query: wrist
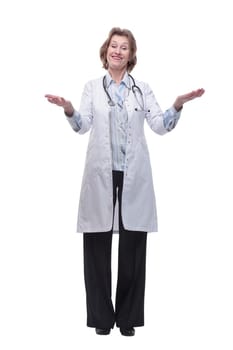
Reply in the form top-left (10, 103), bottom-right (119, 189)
top-left (174, 105), bottom-right (183, 112)
top-left (64, 104), bottom-right (74, 117)
top-left (173, 101), bottom-right (183, 112)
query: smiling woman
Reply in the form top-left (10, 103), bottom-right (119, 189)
top-left (100, 27), bottom-right (137, 76)
top-left (44, 27), bottom-right (204, 337)
top-left (106, 36), bottom-right (130, 74)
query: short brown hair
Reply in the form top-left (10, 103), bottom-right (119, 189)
top-left (100, 27), bottom-right (137, 73)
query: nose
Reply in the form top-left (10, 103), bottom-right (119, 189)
top-left (114, 46), bottom-right (120, 54)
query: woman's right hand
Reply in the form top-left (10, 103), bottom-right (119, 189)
top-left (45, 94), bottom-right (74, 116)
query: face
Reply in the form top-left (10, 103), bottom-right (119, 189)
top-left (106, 35), bottom-right (130, 72)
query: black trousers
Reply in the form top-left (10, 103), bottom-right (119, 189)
top-left (83, 170), bottom-right (147, 329)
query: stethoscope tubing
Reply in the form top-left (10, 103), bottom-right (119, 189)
top-left (103, 74), bottom-right (148, 112)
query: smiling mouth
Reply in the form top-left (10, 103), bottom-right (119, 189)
top-left (111, 55), bottom-right (122, 60)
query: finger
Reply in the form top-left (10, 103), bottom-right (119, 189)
top-left (47, 97), bottom-right (58, 103)
top-left (49, 99), bottom-right (59, 104)
top-left (45, 94), bottom-right (58, 99)
top-left (194, 89), bottom-right (205, 97)
top-left (198, 88), bottom-right (205, 96)
top-left (45, 95), bottom-right (64, 105)
top-left (187, 89), bottom-right (205, 98)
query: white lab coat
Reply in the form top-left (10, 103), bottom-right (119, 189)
top-left (67, 76), bottom-right (180, 233)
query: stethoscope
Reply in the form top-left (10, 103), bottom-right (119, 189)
top-left (103, 74), bottom-right (150, 112)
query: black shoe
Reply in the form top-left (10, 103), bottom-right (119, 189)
top-left (95, 328), bottom-right (111, 335)
top-left (120, 327), bottom-right (135, 336)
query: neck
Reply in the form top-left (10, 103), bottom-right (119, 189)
top-left (108, 68), bottom-right (127, 84)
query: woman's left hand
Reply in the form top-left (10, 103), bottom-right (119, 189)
top-left (173, 88), bottom-right (205, 111)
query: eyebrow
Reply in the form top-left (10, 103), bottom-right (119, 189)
top-left (111, 40), bottom-right (129, 46)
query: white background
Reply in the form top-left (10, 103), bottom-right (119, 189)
top-left (0, 0), bottom-right (232, 349)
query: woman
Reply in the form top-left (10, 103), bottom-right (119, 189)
top-left (45, 27), bottom-right (204, 336)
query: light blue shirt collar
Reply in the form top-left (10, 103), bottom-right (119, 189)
top-left (105, 71), bottom-right (130, 89)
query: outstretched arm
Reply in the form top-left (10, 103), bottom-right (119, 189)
top-left (44, 94), bottom-right (75, 117)
top-left (45, 82), bottom-right (93, 135)
top-left (173, 88), bottom-right (205, 111)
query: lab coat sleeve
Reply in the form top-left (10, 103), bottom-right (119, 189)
top-left (144, 83), bottom-right (181, 135)
top-left (163, 106), bottom-right (181, 131)
top-left (66, 110), bottom-right (82, 131)
top-left (66, 81), bottom-right (93, 134)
